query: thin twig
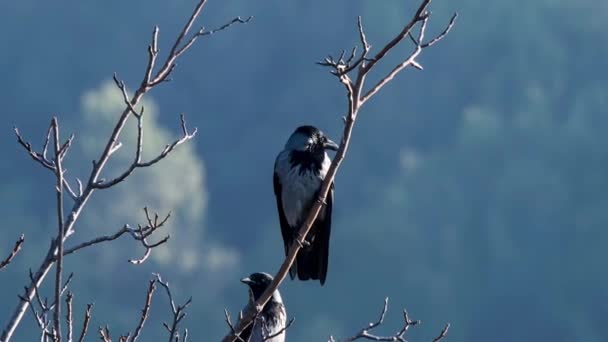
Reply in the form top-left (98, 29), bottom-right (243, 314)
top-left (432, 324), bottom-right (450, 342)
top-left (174, 16), bottom-right (253, 58)
top-left (155, 274), bottom-right (192, 342)
top-left (130, 280), bottom-right (156, 342)
top-left (329, 298), bottom-right (436, 342)
top-left (99, 326), bottom-right (112, 342)
top-left (93, 114), bottom-right (196, 189)
top-left (61, 209), bottom-right (170, 264)
top-left (65, 292), bottom-right (73, 342)
top-left (51, 117), bottom-right (65, 342)
top-left (264, 317), bottom-right (294, 341)
top-left (77, 304), bottom-right (93, 342)
top-left (0, 234), bottom-right (25, 270)
top-left (14, 126), bottom-right (54, 170)
top-left (224, 310), bottom-right (245, 342)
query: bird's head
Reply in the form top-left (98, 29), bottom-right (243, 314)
top-left (241, 272), bottom-right (275, 300)
top-left (284, 125), bottom-right (339, 154)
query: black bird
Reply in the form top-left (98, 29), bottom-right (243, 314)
top-left (239, 272), bottom-right (287, 342)
top-left (273, 125), bottom-right (338, 285)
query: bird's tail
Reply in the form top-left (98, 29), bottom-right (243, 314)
top-left (294, 224), bottom-right (328, 285)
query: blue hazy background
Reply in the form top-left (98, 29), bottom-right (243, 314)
top-left (1, 0), bottom-right (607, 341)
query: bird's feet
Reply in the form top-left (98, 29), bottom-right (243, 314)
top-left (295, 236), bottom-right (310, 248)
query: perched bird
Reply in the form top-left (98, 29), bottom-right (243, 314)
top-left (273, 125), bottom-right (338, 285)
top-left (239, 272), bottom-right (287, 342)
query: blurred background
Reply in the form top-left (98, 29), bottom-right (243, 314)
top-left (1, 0), bottom-right (607, 341)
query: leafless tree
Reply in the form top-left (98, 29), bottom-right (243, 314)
top-left (222, 0), bottom-right (456, 341)
top-left (1, 0), bottom-right (249, 341)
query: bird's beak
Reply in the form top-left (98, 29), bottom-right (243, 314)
top-left (240, 277), bottom-right (252, 285)
top-left (324, 138), bottom-right (339, 151)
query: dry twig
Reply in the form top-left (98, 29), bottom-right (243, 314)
top-left (263, 317), bottom-right (294, 341)
top-left (52, 117), bottom-right (66, 342)
top-left (0, 234), bottom-right (24, 271)
top-left (130, 280), bottom-right (157, 342)
top-left (222, 1), bottom-right (456, 340)
top-left (77, 304), bottom-right (93, 342)
top-left (65, 292), bottom-right (73, 342)
top-left (99, 326), bottom-right (112, 342)
top-left (155, 274), bottom-right (192, 342)
top-left (329, 298), bottom-right (449, 342)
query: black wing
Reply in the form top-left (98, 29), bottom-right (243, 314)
top-left (316, 182), bottom-right (333, 285)
top-left (273, 170), bottom-right (297, 280)
top-left (297, 181), bottom-right (334, 285)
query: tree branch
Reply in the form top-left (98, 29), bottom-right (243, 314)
top-left (61, 208), bottom-right (170, 264)
top-left (263, 317), bottom-right (294, 341)
top-left (51, 117), bottom-right (66, 342)
top-left (328, 298), bottom-right (449, 342)
top-left (0, 234), bottom-right (24, 271)
top-left (77, 304), bottom-right (93, 342)
top-left (92, 114), bottom-right (197, 190)
top-left (65, 292), bottom-right (73, 342)
top-left (432, 324), bottom-right (450, 342)
top-left (155, 274), bottom-right (192, 342)
top-left (129, 280), bottom-right (156, 342)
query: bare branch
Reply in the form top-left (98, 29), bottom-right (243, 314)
top-left (93, 114), bottom-right (196, 189)
top-left (50, 273), bottom-right (74, 312)
top-left (51, 117), bottom-right (65, 342)
top-left (422, 13), bottom-right (458, 48)
top-left (17, 293), bottom-right (46, 333)
top-left (329, 299), bottom-right (448, 342)
top-left (224, 309), bottom-right (245, 342)
top-left (432, 324), bottom-right (450, 342)
top-left (150, 10), bottom-right (251, 87)
top-left (99, 326), bottom-right (112, 342)
top-left (174, 16), bottom-right (253, 59)
top-left (155, 274), bottom-right (192, 342)
top-left (113, 74), bottom-right (142, 119)
top-left (61, 209), bottom-right (170, 265)
top-left (77, 304), bottom-right (93, 342)
top-left (14, 125), bottom-right (54, 170)
top-left (65, 292), bottom-right (73, 342)
top-left (129, 280), bottom-right (156, 342)
top-left (136, 114), bottom-right (197, 167)
top-left (263, 317), bottom-right (294, 341)
top-left (0, 234), bottom-right (24, 270)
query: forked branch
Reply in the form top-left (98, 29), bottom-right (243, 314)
top-left (329, 298), bottom-right (449, 342)
top-left (61, 208), bottom-right (171, 265)
top-left (155, 274), bottom-right (192, 342)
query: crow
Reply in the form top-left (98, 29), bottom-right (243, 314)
top-left (239, 272), bottom-right (287, 342)
top-left (273, 125), bottom-right (338, 285)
